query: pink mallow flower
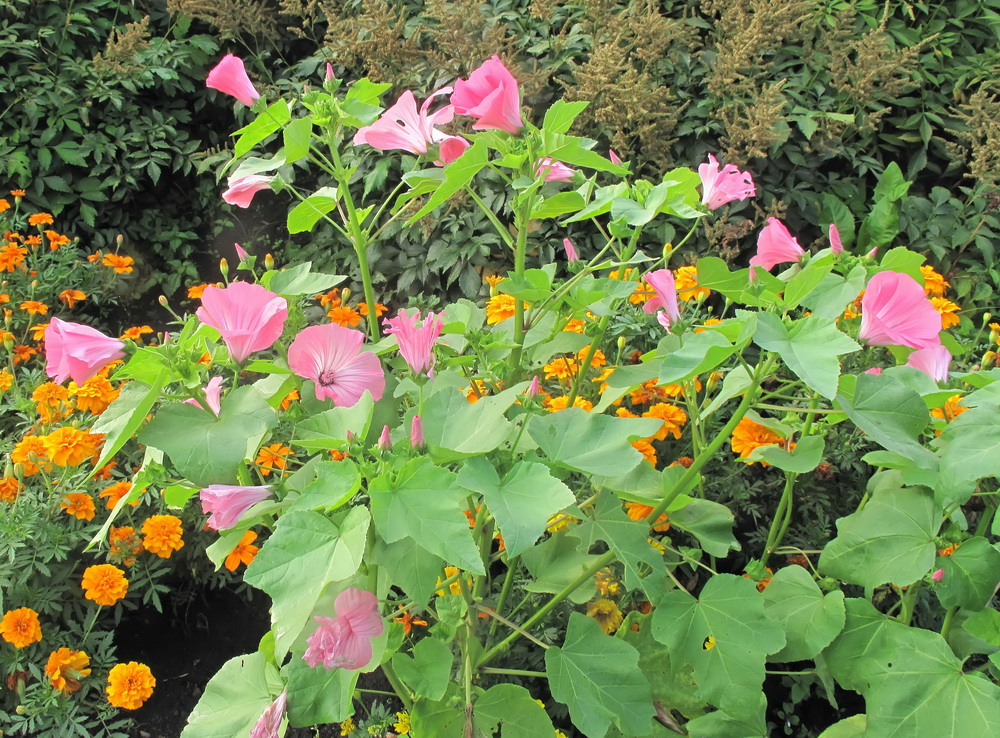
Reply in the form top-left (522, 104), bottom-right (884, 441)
top-left (698, 154), bottom-right (756, 210)
top-left (353, 88), bottom-right (456, 155)
top-left (250, 691), bottom-right (287, 738)
top-left (829, 224), bottom-right (845, 255)
top-left (642, 269), bottom-right (681, 327)
top-left (906, 344), bottom-right (951, 382)
top-left (222, 174), bottom-right (274, 209)
top-left (609, 149), bottom-right (623, 166)
top-left (303, 588), bottom-right (385, 670)
top-left (562, 238), bottom-right (579, 263)
top-left (864, 367), bottom-right (883, 375)
top-left (377, 425), bottom-right (392, 451)
top-left (931, 569), bottom-right (944, 582)
top-left (452, 55), bottom-right (523, 134)
top-left (859, 271), bottom-right (942, 350)
top-left (535, 158), bottom-right (575, 183)
top-left (206, 54), bottom-right (260, 107)
top-left (411, 415), bottom-right (424, 449)
top-left (383, 309), bottom-right (443, 376)
top-left (199, 484), bottom-right (273, 531)
top-left (197, 282), bottom-right (288, 363)
top-left (183, 375), bottom-right (224, 416)
top-left (436, 135), bottom-right (470, 166)
top-left (750, 218), bottom-right (805, 272)
top-left (288, 323), bottom-right (385, 406)
top-left (44, 317), bottom-right (126, 385)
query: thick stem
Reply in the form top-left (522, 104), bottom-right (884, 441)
top-left (381, 661), bottom-right (413, 711)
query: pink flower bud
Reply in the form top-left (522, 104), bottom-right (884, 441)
top-left (562, 238), bottom-right (579, 263)
top-left (325, 63), bottom-right (334, 83)
top-left (526, 375), bottom-right (540, 398)
top-left (931, 568), bottom-right (944, 582)
top-left (609, 149), bottom-right (622, 166)
top-left (377, 425), bottom-right (391, 451)
top-left (410, 415), bottom-right (424, 449)
top-left (829, 224), bottom-right (844, 255)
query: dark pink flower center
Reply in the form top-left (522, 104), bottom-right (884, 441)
top-left (319, 370), bottom-right (337, 386)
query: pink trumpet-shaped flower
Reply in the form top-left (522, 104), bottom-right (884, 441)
top-left (250, 691), bottom-right (287, 738)
top-left (562, 237), bottom-right (579, 263)
top-left (353, 88), bottom-right (456, 155)
top-left (383, 309), bottom-right (443, 376)
top-left (304, 588), bottom-right (385, 671)
top-left (829, 224), bottom-right (845, 254)
top-left (698, 154), bottom-right (756, 210)
top-left (206, 54), bottom-right (260, 107)
top-left (859, 271), bottom-right (942, 349)
top-left (197, 282), bottom-right (288, 362)
top-left (535, 158), bottom-right (575, 182)
top-left (199, 484), bottom-right (273, 531)
top-left (436, 135), bottom-right (470, 165)
top-left (410, 415), bottom-right (424, 449)
top-left (183, 375), bottom-right (224, 416)
top-left (377, 425), bottom-right (392, 451)
top-left (452, 55), bottom-right (523, 134)
top-left (222, 174), bottom-right (274, 209)
top-left (288, 323), bottom-right (385, 405)
top-left (906, 344), bottom-right (951, 382)
top-left (642, 269), bottom-right (681, 326)
top-left (44, 317), bottom-right (126, 385)
top-left (750, 218), bottom-right (805, 271)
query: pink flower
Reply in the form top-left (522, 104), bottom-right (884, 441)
top-left (377, 425), bottom-right (391, 451)
top-left (906, 344), bottom-right (951, 382)
top-left (642, 269), bottom-right (680, 326)
top-left (750, 218), bottom-right (805, 271)
top-left (288, 324), bottom-right (385, 406)
top-left (206, 54), bottom-right (260, 107)
top-left (197, 282), bottom-right (288, 362)
top-left (250, 691), bottom-right (287, 738)
top-left (234, 242), bottom-right (250, 262)
top-left (383, 309), bottom-right (443, 376)
top-left (535, 158), bottom-right (575, 182)
top-left (526, 376), bottom-right (540, 397)
top-left (698, 154), bottom-right (756, 210)
top-left (303, 588), bottom-right (384, 670)
top-left (222, 175), bottom-right (274, 209)
top-left (325, 63), bottom-right (334, 83)
top-left (44, 317), bottom-right (126, 385)
top-left (562, 238), bottom-right (579, 263)
top-left (829, 224), bottom-right (844, 255)
top-left (859, 271), bottom-right (942, 349)
top-left (183, 376), bottom-right (224, 416)
top-left (353, 88), bottom-right (456, 155)
top-left (864, 367), bottom-right (883, 375)
top-left (452, 55), bottom-right (523, 134)
top-left (411, 415), bottom-right (424, 449)
top-left (609, 149), bottom-right (623, 166)
top-left (436, 135), bottom-right (470, 165)
top-left (199, 484), bottom-right (273, 531)
top-left (931, 568), bottom-right (944, 582)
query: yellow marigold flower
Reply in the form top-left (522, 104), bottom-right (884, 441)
top-left (12, 434), bottom-right (51, 475)
top-left (694, 317), bottom-right (724, 334)
top-left (0, 607), bottom-right (42, 648)
top-left (629, 378), bottom-right (700, 405)
top-left (625, 502), bottom-right (670, 531)
top-left (24, 234), bottom-right (42, 246)
top-left (82, 564), bottom-right (129, 606)
top-left (32, 381), bottom-right (70, 422)
top-left (327, 305), bottom-right (362, 327)
top-left (543, 356), bottom-right (579, 380)
top-left (359, 301), bottom-right (388, 317)
top-left (930, 395), bottom-right (967, 424)
top-left (315, 288), bottom-right (341, 308)
top-left (930, 297), bottom-right (961, 329)
top-left (0, 370), bottom-right (12, 391)
top-left (61, 493), bottom-right (96, 521)
top-left (594, 568), bottom-right (621, 597)
top-left (20, 300), bottom-right (48, 315)
top-left (339, 717), bottom-right (355, 736)
top-left (70, 374), bottom-right (119, 415)
top-left (563, 318), bottom-right (585, 333)
top-left (109, 526), bottom-right (142, 566)
top-left (394, 711), bottom-right (411, 735)
top-left (544, 395), bottom-right (593, 412)
top-left (28, 212), bottom-right (54, 226)
top-left (631, 438), bottom-right (658, 467)
top-left (280, 389), bottom-right (299, 411)
top-left (102, 253), bottom-right (134, 274)
top-left (464, 379), bottom-right (490, 403)
top-left (731, 417), bottom-right (783, 464)
top-left (587, 599), bottom-right (623, 634)
top-left (0, 477), bottom-right (21, 503)
top-left (576, 346), bottom-right (606, 369)
top-left (87, 250), bottom-right (103, 263)
top-left (0, 199), bottom-right (9, 213)
top-left (648, 537), bottom-right (667, 555)
top-left (43, 427), bottom-right (103, 467)
top-left (938, 544), bottom-right (958, 557)
top-left (920, 265), bottom-right (950, 297)
top-left (119, 325), bottom-right (153, 341)
top-left (675, 265), bottom-right (710, 301)
top-left (0, 243), bottom-right (27, 272)
top-left (616, 407), bottom-right (638, 419)
top-left (255, 443), bottom-right (292, 476)
top-left (12, 344), bottom-right (36, 364)
top-left (106, 662), bottom-right (155, 710)
top-left (0, 293), bottom-right (7, 303)
top-left (100, 480), bottom-right (138, 510)
top-left (46, 648), bottom-right (91, 693)
top-left (642, 402), bottom-right (688, 441)
top-left (141, 515), bottom-right (184, 558)
top-left (436, 566), bottom-right (468, 596)
top-left (224, 530), bottom-right (259, 572)
top-left (486, 293), bottom-right (517, 324)
top-left (30, 322), bottom-right (49, 342)
top-left (546, 513), bottom-right (578, 533)
top-left (188, 283), bottom-right (211, 299)
top-left (94, 459), bottom-right (117, 481)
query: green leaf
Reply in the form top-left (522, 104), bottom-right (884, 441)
top-left (936, 537), bottom-right (1000, 610)
top-left (287, 187), bottom-right (340, 234)
top-left (392, 638), bottom-right (453, 701)
top-left (784, 253), bottom-right (834, 309)
top-left (873, 162), bottom-right (911, 203)
top-left (265, 260), bottom-right (345, 295)
top-left (962, 609), bottom-right (1000, 647)
top-left (651, 575), bottom-right (785, 720)
top-left (682, 696), bottom-right (768, 738)
top-left (163, 483), bottom-right (200, 509)
top-left (532, 191), bottom-right (585, 219)
top-left (294, 393), bottom-right (374, 451)
top-left (546, 612), bottom-right (655, 738)
top-left (545, 133), bottom-right (626, 174)
top-left (283, 655), bottom-right (357, 726)
top-left (287, 459), bottom-right (361, 513)
top-left (283, 116), bottom-right (312, 164)
top-left (180, 652), bottom-right (281, 738)
top-left (499, 268), bottom-right (552, 302)
top-left (803, 266), bottom-right (866, 320)
top-left (751, 436), bottom-right (825, 473)
top-left (457, 458), bottom-right (574, 558)
top-left (937, 395), bottom-right (1000, 506)
top-left (140, 385), bottom-right (278, 487)
top-left (608, 330), bottom-right (742, 390)
top-left (370, 537), bottom-right (443, 607)
top-left (234, 99), bottom-right (290, 158)
top-left (819, 486), bottom-right (940, 589)
top-left (878, 247), bottom-right (925, 283)
top-left (669, 498), bottom-right (739, 557)
top-left (411, 685), bottom-right (465, 738)
top-left (816, 715), bottom-right (867, 738)
top-left (421, 386), bottom-right (517, 462)
top-left (408, 139), bottom-right (489, 224)
top-left (543, 100), bottom-right (589, 134)
top-left (820, 194), bottom-right (856, 248)
top-left (529, 408), bottom-right (662, 476)
top-left (474, 684), bottom-right (555, 737)
top-left (90, 371), bottom-right (168, 474)
top-left (822, 598), bottom-right (904, 692)
top-left (564, 183), bottom-right (628, 223)
top-left (762, 566), bottom-right (846, 661)
top-left (243, 508), bottom-right (370, 658)
top-left (754, 314), bottom-right (860, 399)
top-left (369, 457), bottom-right (485, 574)
top-left (522, 531), bottom-right (601, 604)
top-left (857, 198), bottom-right (899, 252)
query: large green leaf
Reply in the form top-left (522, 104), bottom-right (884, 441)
top-left (293, 392), bottom-right (374, 451)
top-left (762, 566), bottom-right (846, 662)
top-left (821, 598), bottom-right (904, 692)
top-left (609, 330), bottom-right (741, 389)
top-left (282, 115), bottom-right (312, 164)
top-left (180, 652), bottom-right (282, 738)
top-left (233, 99), bottom-right (290, 158)
top-left (802, 266), bottom-right (866, 320)
top-left (243, 508), bottom-right (370, 657)
top-left (936, 392), bottom-right (1000, 505)
top-left (750, 436), bottom-right (825, 473)
top-left (90, 371), bottom-right (168, 474)
top-left (542, 99), bottom-right (589, 134)
top-left (140, 385), bottom-right (278, 486)
top-left (421, 386), bottom-right (517, 461)
top-left (681, 695), bottom-right (768, 738)
top-left (546, 612), bottom-right (655, 738)
top-left (650, 575), bottom-right (785, 721)
top-left (369, 457), bottom-right (485, 574)
top-left (287, 459), bottom-right (361, 513)
top-left (370, 536), bottom-right (443, 607)
top-left (784, 253), bottom-right (834, 309)
top-left (529, 408), bottom-right (662, 476)
top-left (407, 139), bottom-right (489, 223)
top-left (392, 637), bottom-right (453, 701)
top-left (282, 656), bottom-right (357, 726)
top-left (457, 457), bottom-right (574, 557)
top-left (936, 537), bottom-right (1000, 610)
top-left (522, 531), bottom-right (601, 604)
top-left (754, 314), bottom-right (860, 399)
top-left (669, 498), bottom-right (739, 557)
top-left (819, 486), bottom-right (940, 589)
top-left (411, 685), bottom-right (465, 738)
top-left (264, 259), bottom-right (344, 295)
top-left (474, 684), bottom-right (555, 737)
top-left (816, 715), bottom-right (867, 738)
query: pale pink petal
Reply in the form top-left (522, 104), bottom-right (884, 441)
top-left (411, 415), bottom-right (424, 449)
top-left (749, 218), bottom-right (804, 271)
top-left (931, 568), bottom-right (944, 582)
top-left (906, 344), bottom-right (951, 382)
top-left (383, 310), bottom-right (442, 375)
top-left (562, 238), bottom-right (579, 263)
top-left (197, 282), bottom-right (287, 362)
top-left (859, 271), bottom-right (941, 349)
top-left (452, 55), bottom-right (523, 134)
top-left (829, 224), bottom-right (844, 254)
top-left (44, 317), bottom-right (126, 385)
top-left (377, 425), bottom-right (391, 450)
top-left (699, 154), bottom-right (756, 210)
top-left (609, 149), bottom-right (622, 166)
top-left (250, 691), bottom-right (287, 738)
top-left (206, 54), bottom-right (260, 107)
top-left (288, 324), bottom-right (385, 405)
top-left (222, 175), bottom-right (274, 208)
top-left (199, 485), bottom-right (273, 530)
top-left (642, 269), bottom-right (680, 324)
top-left (435, 135), bottom-right (470, 166)
top-left (535, 158), bottom-right (575, 182)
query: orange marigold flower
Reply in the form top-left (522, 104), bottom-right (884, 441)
top-left (920, 265), bottom-right (949, 297)
top-left (576, 347), bottom-right (607, 369)
top-left (30, 322), bottom-right (49, 341)
top-left (12, 434), bottom-right (51, 475)
top-left (12, 344), bottom-right (36, 364)
top-left (486, 293), bottom-right (517, 324)
top-left (0, 293), bottom-right (8, 304)
top-left (106, 662), bottom-right (155, 710)
top-left (45, 230), bottom-right (71, 250)
top-left (0, 199), bottom-right (9, 214)
top-left (616, 407), bottom-right (639, 419)
top-left (280, 389), bottom-right (299, 411)
top-left (28, 212), bottom-right (54, 226)
top-left (0, 476), bottom-right (21, 503)
top-left (563, 318), bottom-right (585, 333)
top-left (141, 515), bottom-right (184, 558)
top-left (0, 370), bottom-right (12, 391)
top-left (187, 283), bottom-right (211, 299)
top-left (330, 449), bottom-right (349, 461)
top-left (102, 253), bottom-right (134, 274)
top-left (544, 395), bottom-right (593, 412)
top-left (0, 608), bottom-right (42, 648)
top-left (24, 235), bottom-right (42, 247)
top-left (938, 544), bottom-right (957, 557)
top-left (32, 381), bottom-right (70, 422)
top-left (631, 438), bottom-right (658, 467)
top-left (543, 356), bottom-right (579, 380)
top-left (731, 417), bottom-right (783, 463)
top-left (10, 189), bottom-right (25, 198)
top-left (392, 608), bottom-right (428, 636)
top-left (694, 318), bottom-right (724, 334)
top-left (359, 301), bottom-right (388, 317)
top-left (327, 305), bottom-right (362, 327)
top-left (629, 378), bottom-right (700, 405)
top-left (70, 375), bottom-right (119, 415)
top-left (87, 250), bottom-right (103, 263)
top-left (484, 274), bottom-right (505, 288)
top-left (0, 243), bottom-right (27, 272)
top-left (743, 568), bottom-right (774, 592)
top-left (675, 265), bottom-right (710, 301)
top-left (255, 443), bottom-right (292, 476)
top-left (465, 379), bottom-right (489, 403)
top-left (100, 481), bottom-right (138, 510)
top-left (625, 502), bottom-right (670, 531)
top-left (43, 427), bottom-right (103, 466)
top-left (109, 526), bottom-right (143, 566)
top-left (94, 460), bottom-right (117, 480)
top-left (930, 395), bottom-right (968, 424)
top-left (587, 598), bottom-right (623, 634)
top-left (224, 530), bottom-right (260, 572)
top-left (61, 493), bottom-right (96, 521)
top-left (930, 297), bottom-right (961, 329)
top-left (46, 648), bottom-right (91, 693)
top-left (119, 325), bottom-right (153, 341)
top-left (642, 402), bottom-right (688, 441)
top-left (315, 288), bottom-right (341, 308)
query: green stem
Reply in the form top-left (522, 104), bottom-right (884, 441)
top-left (940, 606), bottom-right (958, 640)
top-left (761, 473), bottom-right (797, 569)
top-left (488, 556), bottom-right (519, 640)
top-left (897, 582), bottom-right (922, 625)
top-left (381, 661), bottom-right (413, 711)
top-left (464, 186), bottom-right (515, 251)
top-left (480, 667), bottom-right (547, 678)
top-left (508, 198), bottom-right (532, 379)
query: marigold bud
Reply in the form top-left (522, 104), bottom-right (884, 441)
top-left (158, 295), bottom-right (169, 308)
top-left (116, 234), bottom-right (123, 246)
top-left (219, 258), bottom-right (229, 280)
top-left (264, 253), bottom-right (275, 271)
top-left (617, 336), bottom-right (626, 352)
top-left (341, 288), bottom-right (351, 302)
top-left (983, 350), bottom-right (996, 370)
top-left (662, 242), bottom-right (674, 260)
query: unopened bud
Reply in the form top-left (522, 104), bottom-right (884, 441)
top-left (983, 312), bottom-right (992, 325)
top-left (526, 376), bottom-right (540, 398)
top-left (341, 288), bottom-right (351, 302)
top-left (116, 234), bottom-right (123, 246)
top-left (219, 258), bottom-right (229, 280)
top-left (410, 415), bottom-right (424, 449)
top-left (377, 424), bottom-right (392, 451)
top-left (707, 371), bottom-right (723, 391)
top-left (617, 336), bottom-right (626, 352)
top-left (983, 350), bottom-right (996, 369)
top-left (30, 280), bottom-right (38, 289)
top-left (264, 253), bottom-right (275, 271)
top-left (12, 462), bottom-right (25, 479)
top-left (158, 295), bottom-right (169, 308)
top-left (15, 706), bottom-right (25, 715)
top-left (662, 242), bottom-right (674, 261)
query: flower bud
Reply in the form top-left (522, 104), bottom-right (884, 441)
top-left (410, 415), bottom-right (424, 449)
top-left (617, 336), bottom-right (626, 352)
top-left (526, 376), bottom-right (540, 398)
top-left (931, 568), bottom-right (944, 582)
top-left (264, 253), bottom-right (275, 271)
top-left (116, 234), bottom-right (124, 247)
top-left (341, 288), bottom-right (351, 302)
top-left (220, 258), bottom-right (229, 280)
top-left (662, 242), bottom-right (674, 261)
top-left (377, 424), bottom-right (391, 451)
top-left (983, 350), bottom-right (996, 369)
